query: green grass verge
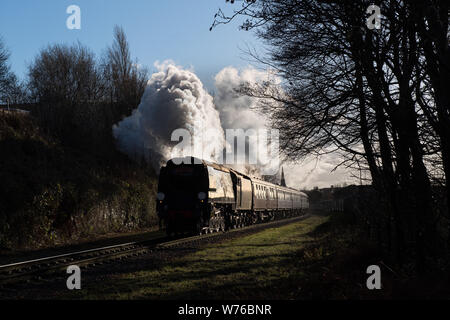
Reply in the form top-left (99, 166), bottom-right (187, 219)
top-left (68, 215), bottom-right (355, 300)
top-left (60, 213), bottom-right (450, 300)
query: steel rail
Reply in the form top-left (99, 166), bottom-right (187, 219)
top-left (0, 214), bottom-right (308, 284)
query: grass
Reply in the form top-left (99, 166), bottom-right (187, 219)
top-left (65, 215), bottom-right (377, 300)
top-left (16, 213), bottom-right (450, 299)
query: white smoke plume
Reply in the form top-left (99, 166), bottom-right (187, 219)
top-left (113, 61), bottom-right (225, 172)
top-left (213, 67), bottom-right (355, 188)
top-left (214, 66), bottom-right (269, 131)
top-left (214, 66), bottom-right (280, 176)
top-left (113, 62), bottom-right (353, 189)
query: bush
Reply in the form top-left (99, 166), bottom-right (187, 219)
top-left (0, 113), bottom-right (157, 250)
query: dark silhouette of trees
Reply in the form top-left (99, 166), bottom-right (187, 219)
top-left (28, 42), bottom-right (105, 141)
top-left (0, 37), bottom-right (12, 103)
top-left (101, 25), bottom-right (148, 120)
top-left (28, 43), bottom-right (103, 104)
top-left (0, 37), bottom-right (25, 105)
top-left (27, 27), bottom-right (148, 153)
top-left (0, 30), bottom-right (156, 250)
top-left (212, 0), bottom-right (449, 273)
top-left (409, 0), bottom-right (450, 251)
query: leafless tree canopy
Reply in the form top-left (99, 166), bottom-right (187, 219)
top-left (212, 0), bottom-right (450, 273)
top-left (101, 25), bottom-right (149, 118)
top-left (0, 37), bottom-right (25, 105)
top-left (26, 27), bottom-right (149, 154)
top-left (28, 43), bottom-right (103, 104)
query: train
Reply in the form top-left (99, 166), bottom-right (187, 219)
top-left (156, 156), bottom-right (309, 236)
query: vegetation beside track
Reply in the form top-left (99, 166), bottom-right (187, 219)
top-left (61, 212), bottom-right (450, 300)
top-left (4, 213), bottom-right (450, 299)
top-left (0, 29), bottom-right (158, 252)
top-left (62, 213), bottom-right (417, 300)
top-left (0, 113), bottom-right (159, 251)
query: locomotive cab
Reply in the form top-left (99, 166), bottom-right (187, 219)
top-left (157, 157), bottom-right (209, 235)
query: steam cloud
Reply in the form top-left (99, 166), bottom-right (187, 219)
top-left (213, 66), bottom-right (280, 176)
top-left (214, 66), bottom-right (269, 131)
top-left (113, 62), bottom-right (275, 175)
top-left (113, 61), bottom-right (352, 188)
top-left (113, 62), bottom-right (225, 171)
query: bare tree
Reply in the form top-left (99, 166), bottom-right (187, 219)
top-left (102, 25), bottom-right (148, 119)
top-left (29, 42), bottom-right (103, 104)
top-left (0, 37), bottom-right (22, 105)
top-left (28, 42), bottom-right (104, 139)
top-left (409, 0), bottom-right (450, 244)
top-left (212, 0), bottom-right (448, 273)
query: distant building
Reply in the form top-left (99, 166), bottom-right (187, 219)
top-left (280, 167), bottom-right (286, 187)
top-left (261, 167), bottom-right (288, 187)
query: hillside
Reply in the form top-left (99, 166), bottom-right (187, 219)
top-left (0, 112), bottom-right (158, 250)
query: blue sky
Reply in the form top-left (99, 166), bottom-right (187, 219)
top-left (0, 0), bottom-right (263, 90)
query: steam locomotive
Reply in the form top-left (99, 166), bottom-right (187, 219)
top-left (156, 157), bottom-right (309, 235)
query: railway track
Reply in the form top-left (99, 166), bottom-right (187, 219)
top-left (0, 240), bottom-right (157, 285)
top-left (0, 214), bottom-right (309, 285)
